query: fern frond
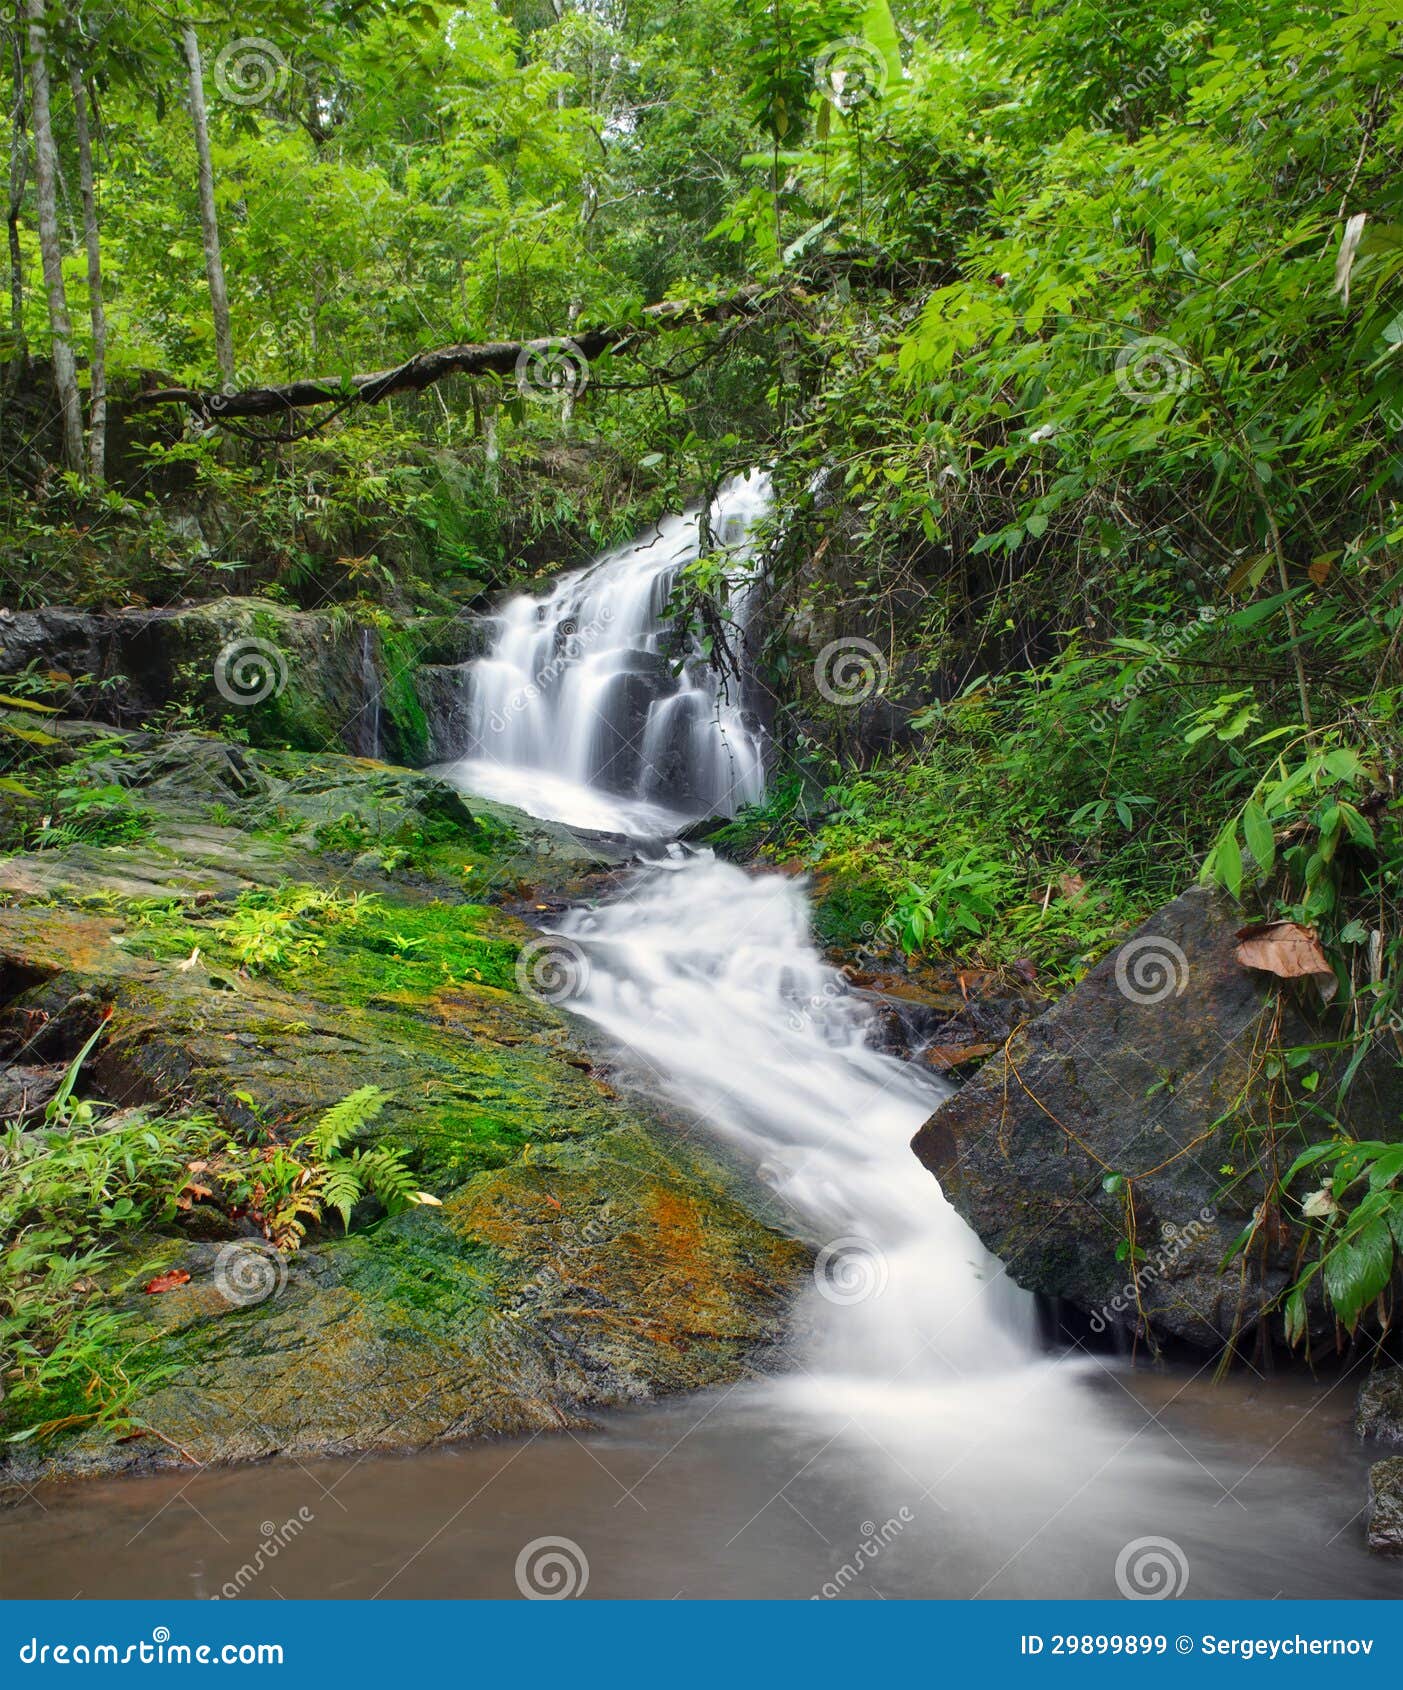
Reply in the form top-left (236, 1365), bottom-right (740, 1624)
top-left (319, 1166), bottom-right (364, 1231)
top-left (352, 1146), bottom-right (419, 1214)
top-left (309, 1085), bottom-right (387, 1160)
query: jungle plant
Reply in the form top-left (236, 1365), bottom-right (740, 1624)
top-left (219, 1086), bottom-right (437, 1248)
top-left (1277, 1136), bottom-right (1403, 1345)
top-left (0, 1030), bottom-right (213, 1441)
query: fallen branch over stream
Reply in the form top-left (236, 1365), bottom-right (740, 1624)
top-left (127, 288), bottom-right (770, 422)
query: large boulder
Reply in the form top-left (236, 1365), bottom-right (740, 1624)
top-left (911, 886), bottom-right (1401, 1351)
top-left (0, 598), bottom-right (482, 765)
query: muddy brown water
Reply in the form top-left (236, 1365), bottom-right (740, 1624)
top-left (1, 1364), bottom-right (1396, 1600)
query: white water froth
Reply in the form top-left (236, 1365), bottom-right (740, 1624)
top-left (558, 851), bottom-right (1037, 1393)
top-left (448, 474), bottom-right (1096, 1458)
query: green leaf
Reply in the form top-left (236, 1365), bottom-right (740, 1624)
top-left (1215, 826), bottom-right (1244, 898)
top-left (1242, 800), bottom-right (1275, 875)
top-left (0, 692), bottom-right (59, 713)
top-left (1322, 1219), bottom-right (1395, 1329)
top-left (859, 0), bottom-right (903, 85)
top-left (1283, 1286), bottom-right (1308, 1347)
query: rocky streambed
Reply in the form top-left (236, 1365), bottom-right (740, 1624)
top-left (2, 605), bottom-right (1401, 1565)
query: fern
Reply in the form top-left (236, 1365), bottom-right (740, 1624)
top-left (280, 1089), bottom-right (433, 1233)
top-left (318, 1165), bottom-right (364, 1232)
top-left (353, 1146), bottom-right (420, 1214)
top-left (309, 1085), bottom-right (386, 1159)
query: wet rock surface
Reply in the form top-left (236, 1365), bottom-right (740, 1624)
top-left (1366, 1457), bottom-right (1403, 1555)
top-left (1357, 1368), bottom-right (1403, 1446)
top-left (0, 598), bottom-right (483, 766)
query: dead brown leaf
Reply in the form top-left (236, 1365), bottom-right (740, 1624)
top-left (1235, 920), bottom-right (1337, 1002)
top-left (924, 1041), bottom-right (999, 1072)
top-left (143, 1269), bottom-right (191, 1295)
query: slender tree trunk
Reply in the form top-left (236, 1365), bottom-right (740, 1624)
top-left (25, 0), bottom-right (81, 468)
top-left (68, 58), bottom-right (103, 480)
top-left (7, 8), bottom-right (27, 358)
top-left (180, 23), bottom-right (234, 386)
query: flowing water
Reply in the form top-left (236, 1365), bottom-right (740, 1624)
top-left (439, 470), bottom-right (770, 835)
top-left (1, 482), bottom-right (1395, 1600)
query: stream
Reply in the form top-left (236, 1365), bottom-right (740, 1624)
top-left (0, 478), bottom-right (1394, 1600)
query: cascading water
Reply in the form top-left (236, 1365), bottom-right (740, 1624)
top-left (555, 856), bottom-right (1034, 1384)
top-left (441, 472), bottom-right (770, 836)
top-left (448, 470), bottom-right (1037, 1394)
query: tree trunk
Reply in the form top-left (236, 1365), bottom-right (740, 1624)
top-left (68, 58), bottom-right (104, 481)
top-left (180, 23), bottom-right (234, 387)
top-left (25, 0), bottom-right (81, 468)
top-left (7, 6), bottom-right (27, 359)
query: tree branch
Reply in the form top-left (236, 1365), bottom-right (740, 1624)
top-left (129, 287), bottom-right (771, 421)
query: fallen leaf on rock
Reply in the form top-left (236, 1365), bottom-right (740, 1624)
top-left (143, 1269), bottom-right (191, 1295)
top-left (1235, 920), bottom-right (1337, 1002)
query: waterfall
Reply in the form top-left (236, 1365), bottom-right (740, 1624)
top-left (440, 471), bottom-right (770, 836)
top-left (440, 469), bottom-right (1036, 1397)
top-left (555, 854), bottom-right (1035, 1385)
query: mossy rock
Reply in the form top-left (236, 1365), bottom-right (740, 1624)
top-left (0, 785), bottom-right (806, 1483)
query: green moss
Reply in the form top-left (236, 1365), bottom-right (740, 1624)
top-left (332, 1206), bottom-right (504, 1328)
top-left (378, 624), bottom-right (432, 766)
top-left (290, 896), bottom-right (524, 1000)
top-left (810, 875), bottom-right (890, 951)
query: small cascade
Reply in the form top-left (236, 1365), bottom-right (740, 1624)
top-left (440, 471), bottom-right (770, 834)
